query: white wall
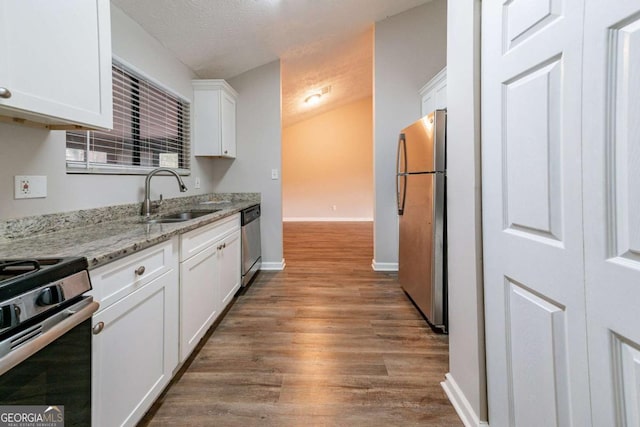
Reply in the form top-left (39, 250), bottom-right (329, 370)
top-left (282, 97), bottom-right (373, 221)
top-left (212, 61), bottom-right (284, 268)
top-left (441, 0), bottom-right (487, 425)
top-left (0, 4), bottom-right (217, 220)
top-left (373, 0), bottom-right (447, 269)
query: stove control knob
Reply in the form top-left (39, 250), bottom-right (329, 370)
top-left (36, 285), bottom-right (65, 306)
top-left (0, 304), bottom-right (19, 329)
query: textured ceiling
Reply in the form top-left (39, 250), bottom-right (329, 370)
top-left (111, 0), bottom-right (432, 126)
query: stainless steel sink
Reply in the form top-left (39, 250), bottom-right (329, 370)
top-left (144, 209), bottom-right (220, 224)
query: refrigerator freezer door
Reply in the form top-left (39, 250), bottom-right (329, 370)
top-left (401, 114), bottom-right (436, 173)
top-left (434, 110), bottom-right (446, 172)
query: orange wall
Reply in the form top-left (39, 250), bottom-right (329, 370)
top-left (282, 97), bottom-right (373, 220)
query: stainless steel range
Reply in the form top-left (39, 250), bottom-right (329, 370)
top-left (0, 257), bottom-right (98, 425)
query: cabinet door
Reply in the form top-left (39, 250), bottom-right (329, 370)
top-left (92, 269), bottom-right (178, 427)
top-left (0, 0), bottom-right (112, 129)
top-left (221, 90), bottom-right (236, 158)
top-left (180, 244), bottom-right (219, 361)
top-left (435, 80), bottom-right (447, 110)
top-left (193, 89), bottom-right (222, 156)
top-left (219, 230), bottom-right (241, 309)
top-left (421, 91), bottom-right (436, 117)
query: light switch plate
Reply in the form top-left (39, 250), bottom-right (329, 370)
top-left (271, 169), bottom-right (279, 180)
top-left (14, 175), bottom-right (47, 199)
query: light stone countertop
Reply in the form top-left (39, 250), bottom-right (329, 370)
top-left (0, 194), bottom-right (259, 269)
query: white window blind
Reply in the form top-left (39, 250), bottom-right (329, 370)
top-left (66, 60), bottom-right (190, 174)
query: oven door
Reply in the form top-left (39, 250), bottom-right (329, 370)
top-left (0, 298), bottom-right (98, 426)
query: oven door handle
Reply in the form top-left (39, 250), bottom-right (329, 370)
top-left (0, 299), bottom-right (99, 376)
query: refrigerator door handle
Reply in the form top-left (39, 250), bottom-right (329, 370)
top-left (396, 133), bottom-right (408, 215)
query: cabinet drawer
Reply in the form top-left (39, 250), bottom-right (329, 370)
top-left (89, 239), bottom-right (175, 309)
top-left (180, 213), bottom-right (240, 261)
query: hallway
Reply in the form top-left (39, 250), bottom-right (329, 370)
top-left (141, 222), bottom-right (460, 426)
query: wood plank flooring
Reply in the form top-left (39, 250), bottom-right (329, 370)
top-left (139, 221), bottom-right (461, 426)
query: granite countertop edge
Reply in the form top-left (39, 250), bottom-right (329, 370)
top-left (0, 195), bottom-right (259, 270)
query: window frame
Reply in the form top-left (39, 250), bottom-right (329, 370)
top-left (66, 56), bottom-right (191, 176)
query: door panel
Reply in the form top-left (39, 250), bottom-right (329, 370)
top-left (504, 58), bottom-right (562, 240)
top-left (614, 335), bottom-right (640, 426)
top-left (504, 0), bottom-right (563, 51)
top-left (611, 18), bottom-right (640, 263)
top-left (583, 1), bottom-right (640, 425)
top-left (482, 0), bottom-right (589, 425)
top-left (507, 280), bottom-right (570, 427)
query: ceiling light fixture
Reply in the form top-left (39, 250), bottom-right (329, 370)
top-left (305, 93), bottom-right (322, 105)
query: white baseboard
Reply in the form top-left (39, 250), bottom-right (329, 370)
top-left (441, 373), bottom-right (488, 427)
top-left (283, 217), bottom-right (373, 222)
top-left (260, 259), bottom-right (286, 271)
top-left (371, 260), bottom-right (398, 271)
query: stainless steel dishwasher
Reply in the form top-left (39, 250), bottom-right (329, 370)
top-left (241, 204), bottom-right (261, 286)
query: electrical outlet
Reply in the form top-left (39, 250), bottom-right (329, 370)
top-left (194, 177), bottom-right (201, 189)
top-left (15, 176), bottom-right (47, 199)
top-left (271, 169), bottom-right (279, 180)
top-left (332, 205), bottom-right (337, 211)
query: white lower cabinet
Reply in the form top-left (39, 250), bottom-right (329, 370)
top-left (90, 239), bottom-right (179, 427)
top-left (179, 213), bottom-right (241, 361)
top-left (219, 230), bottom-right (241, 308)
top-left (179, 243), bottom-right (219, 360)
top-left (89, 215), bottom-right (242, 425)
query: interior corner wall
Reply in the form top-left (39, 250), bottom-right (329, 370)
top-left (213, 60), bottom-right (283, 266)
top-left (282, 97), bottom-right (373, 221)
top-left (443, 0), bottom-right (487, 425)
top-left (0, 4), bottom-right (216, 220)
top-left (373, 0), bottom-right (447, 268)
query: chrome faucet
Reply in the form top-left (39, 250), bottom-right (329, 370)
top-left (142, 168), bottom-right (188, 217)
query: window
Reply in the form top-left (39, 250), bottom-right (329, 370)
top-left (66, 60), bottom-right (191, 174)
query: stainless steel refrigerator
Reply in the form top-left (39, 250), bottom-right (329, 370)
top-left (396, 109), bottom-right (447, 333)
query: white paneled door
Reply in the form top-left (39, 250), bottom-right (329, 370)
top-left (484, 0), bottom-right (640, 425)
top-left (583, 1), bottom-right (640, 425)
top-left (482, 1), bottom-right (591, 426)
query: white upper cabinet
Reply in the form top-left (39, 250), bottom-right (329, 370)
top-left (0, 0), bottom-right (113, 130)
top-left (193, 80), bottom-right (238, 158)
top-left (419, 67), bottom-right (447, 117)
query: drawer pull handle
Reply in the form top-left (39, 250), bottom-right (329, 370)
top-left (0, 87), bottom-right (11, 99)
top-left (135, 266), bottom-right (146, 276)
top-left (93, 321), bottom-right (105, 335)
top-left (223, 243), bottom-right (226, 248)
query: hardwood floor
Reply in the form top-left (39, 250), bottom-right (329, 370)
top-left (139, 222), bottom-right (461, 426)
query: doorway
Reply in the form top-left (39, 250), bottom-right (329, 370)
top-left (280, 28), bottom-right (374, 266)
